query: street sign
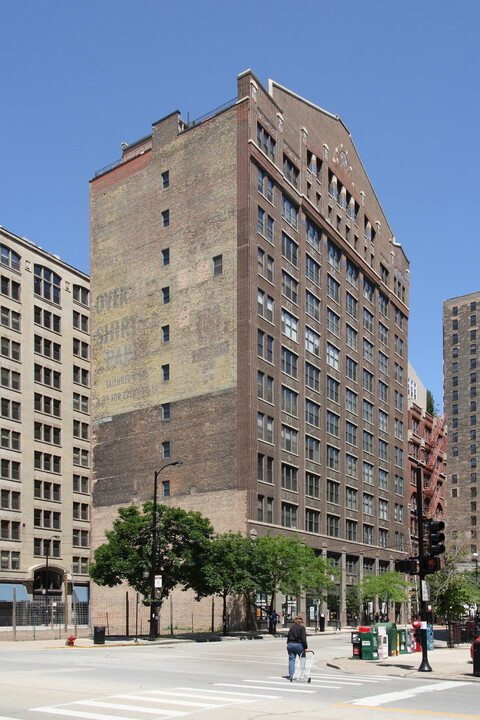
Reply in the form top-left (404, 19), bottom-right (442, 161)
top-left (421, 580), bottom-right (430, 601)
top-left (154, 575), bottom-right (162, 588)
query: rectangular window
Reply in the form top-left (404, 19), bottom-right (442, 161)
top-left (327, 375), bottom-right (339, 402)
top-left (327, 479), bottom-right (340, 504)
top-left (258, 167), bottom-right (274, 202)
top-left (281, 347), bottom-right (297, 378)
top-left (281, 502), bottom-right (298, 529)
top-left (282, 232), bottom-right (298, 267)
top-left (326, 274), bottom-right (340, 302)
top-left (162, 247), bottom-right (169, 265)
top-left (346, 356), bottom-right (357, 381)
top-left (327, 515), bottom-right (340, 537)
top-left (305, 509), bottom-right (320, 534)
top-left (326, 410), bottom-right (340, 436)
top-left (346, 421), bottom-right (357, 446)
top-left (363, 431), bottom-right (373, 453)
top-left (306, 472), bottom-right (320, 498)
top-left (213, 255), bottom-right (223, 276)
top-left (281, 463), bottom-right (298, 491)
top-left (282, 194), bottom-right (298, 229)
top-left (282, 310), bottom-right (298, 341)
top-left (306, 435), bottom-right (321, 463)
top-left (282, 271), bottom-right (298, 304)
top-left (282, 386), bottom-right (298, 416)
top-left (363, 309), bottom-right (374, 333)
top-left (257, 123), bottom-right (275, 161)
top-left (346, 485), bottom-right (358, 508)
top-left (327, 240), bottom-right (341, 270)
top-left (306, 291), bottom-right (320, 321)
top-left (326, 343), bottom-right (339, 370)
top-left (345, 388), bottom-right (357, 414)
top-left (162, 209), bottom-right (170, 227)
top-left (346, 292), bottom-right (358, 319)
top-left (326, 444), bottom-right (339, 470)
top-left (305, 327), bottom-right (320, 356)
top-left (305, 362), bottom-right (320, 392)
top-left (282, 425), bottom-right (298, 453)
top-left (306, 255), bottom-right (320, 285)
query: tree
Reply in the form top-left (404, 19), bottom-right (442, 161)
top-left (426, 389), bottom-right (435, 416)
top-left (196, 532), bottom-right (251, 635)
top-left (89, 503), bottom-right (214, 605)
top-left (245, 534), bottom-right (338, 626)
top-left (360, 571), bottom-right (410, 615)
top-left (346, 585), bottom-right (362, 623)
top-left (429, 544), bottom-right (480, 618)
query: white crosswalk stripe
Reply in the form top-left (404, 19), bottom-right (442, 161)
top-left (32, 685), bottom-right (277, 719)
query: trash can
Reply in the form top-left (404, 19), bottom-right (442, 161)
top-left (93, 626), bottom-right (106, 645)
top-left (319, 614), bottom-right (325, 632)
top-left (473, 638), bottom-right (480, 677)
top-left (375, 622), bottom-right (397, 656)
top-left (351, 631), bottom-right (362, 659)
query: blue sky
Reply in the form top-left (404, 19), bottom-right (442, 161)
top-left (1, 0), bottom-right (478, 412)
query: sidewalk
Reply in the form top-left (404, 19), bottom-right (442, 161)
top-left (329, 643), bottom-right (480, 683)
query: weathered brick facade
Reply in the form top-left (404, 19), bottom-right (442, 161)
top-left (90, 71), bottom-right (411, 629)
top-left (443, 291), bottom-right (480, 553)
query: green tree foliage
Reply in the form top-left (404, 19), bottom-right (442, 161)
top-left (346, 585), bottom-right (362, 621)
top-left (89, 503), bottom-right (214, 605)
top-left (429, 544), bottom-right (480, 618)
top-left (246, 534), bottom-right (338, 615)
top-left (426, 389), bottom-right (435, 416)
top-left (196, 532), bottom-right (251, 634)
top-left (360, 571), bottom-right (410, 605)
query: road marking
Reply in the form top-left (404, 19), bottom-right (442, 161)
top-left (115, 693), bottom-right (216, 707)
top-left (34, 709), bottom-right (143, 720)
top-left (215, 682), bottom-right (316, 693)
top-left (350, 680), bottom-right (470, 706)
top-left (73, 700), bottom-right (184, 715)
top-left (334, 703), bottom-right (480, 718)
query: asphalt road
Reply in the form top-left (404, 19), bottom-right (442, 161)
top-left (0, 632), bottom-right (478, 720)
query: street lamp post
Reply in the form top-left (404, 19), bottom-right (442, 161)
top-left (149, 461), bottom-right (182, 641)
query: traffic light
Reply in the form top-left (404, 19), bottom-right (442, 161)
top-left (421, 556), bottom-right (441, 574)
top-left (394, 558), bottom-right (419, 574)
top-left (427, 519), bottom-right (445, 557)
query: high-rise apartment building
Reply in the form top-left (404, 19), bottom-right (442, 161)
top-left (443, 291), bottom-right (480, 552)
top-left (90, 71), bottom-right (410, 627)
top-left (0, 226), bottom-right (91, 610)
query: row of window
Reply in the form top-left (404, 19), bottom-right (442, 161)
top-left (34, 475), bottom-right (89, 500)
top-left (258, 453), bottom-right (404, 493)
top-left (257, 496), bottom-right (402, 545)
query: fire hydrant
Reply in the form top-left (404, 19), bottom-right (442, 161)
top-left (66, 635), bottom-right (76, 647)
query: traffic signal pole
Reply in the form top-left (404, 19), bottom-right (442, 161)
top-left (416, 465), bottom-right (432, 672)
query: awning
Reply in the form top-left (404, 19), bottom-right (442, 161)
top-left (0, 584), bottom-right (30, 602)
top-left (73, 586), bottom-right (89, 602)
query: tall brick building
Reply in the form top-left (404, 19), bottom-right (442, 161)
top-left (407, 363), bottom-right (446, 557)
top-left (443, 291), bottom-right (480, 554)
top-left (90, 71), bottom-right (410, 627)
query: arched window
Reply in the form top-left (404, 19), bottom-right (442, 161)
top-left (34, 265), bottom-right (61, 305)
top-left (1, 244), bottom-right (20, 271)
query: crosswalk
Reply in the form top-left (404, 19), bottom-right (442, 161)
top-left (29, 672), bottom-right (394, 719)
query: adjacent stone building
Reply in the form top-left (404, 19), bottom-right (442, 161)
top-left (90, 71), bottom-right (410, 628)
top-left (0, 226), bottom-right (91, 615)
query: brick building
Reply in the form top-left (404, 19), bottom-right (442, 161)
top-left (0, 226), bottom-right (91, 615)
top-left (90, 71), bottom-right (410, 628)
top-left (407, 363), bottom-right (446, 557)
top-left (443, 291), bottom-right (480, 554)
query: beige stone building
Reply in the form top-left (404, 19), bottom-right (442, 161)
top-left (90, 71), bottom-right (410, 629)
top-left (0, 226), bottom-right (91, 615)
